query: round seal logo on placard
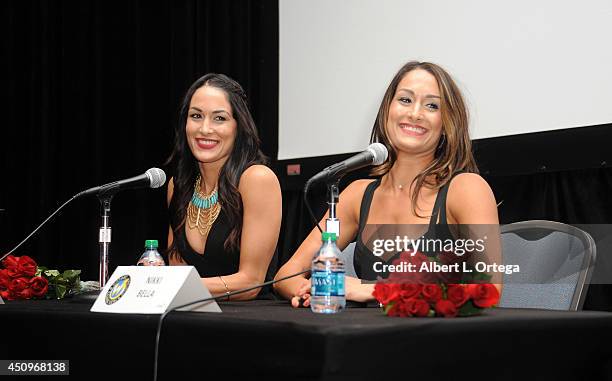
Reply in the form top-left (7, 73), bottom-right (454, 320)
top-left (105, 275), bottom-right (131, 305)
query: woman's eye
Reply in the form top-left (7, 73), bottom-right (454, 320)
top-left (427, 103), bottom-right (439, 110)
top-left (190, 113), bottom-right (202, 119)
top-left (398, 97), bottom-right (412, 104)
top-left (214, 115), bottom-right (227, 122)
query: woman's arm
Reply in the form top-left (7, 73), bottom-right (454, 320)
top-left (201, 165), bottom-right (282, 300)
top-left (273, 180), bottom-right (370, 306)
top-left (447, 173), bottom-right (502, 294)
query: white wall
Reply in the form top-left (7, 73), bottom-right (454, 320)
top-left (279, 0), bottom-right (612, 159)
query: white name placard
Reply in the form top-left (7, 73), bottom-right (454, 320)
top-left (91, 266), bottom-right (221, 314)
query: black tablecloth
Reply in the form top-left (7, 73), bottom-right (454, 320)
top-left (2, 299), bottom-right (612, 380)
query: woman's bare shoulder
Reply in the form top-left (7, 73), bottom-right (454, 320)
top-left (239, 165), bottom-right (280, 191)
top-left (447, 173), bottom-right (498, 224)
top-left (341, 178), bottom-right (377, 200)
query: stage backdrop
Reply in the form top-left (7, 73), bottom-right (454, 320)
top-left (2, 1), bottom-right (611, 311)
top-left (1, 0), bottom-right (279, 280)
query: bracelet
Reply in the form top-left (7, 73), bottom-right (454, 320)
top-left (219, 276), bottom-right (230, 300)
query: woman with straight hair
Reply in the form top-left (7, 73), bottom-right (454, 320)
top-left (274, 61), bottom-right (501, 306)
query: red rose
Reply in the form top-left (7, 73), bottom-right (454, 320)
top-left (17, 256), bottom-right (37, 277)
top-left (8, 277), bottom-right (32, 300)
top-left (29, 276), bottom-right (49, 297)
top-left (15, 287), bottom-right (34, 300)
top-left (468, 284), bottom-right (500, 308)
top-left (404, 298), bottom-right (431, 317)
top-left (0, 289), bottom-right (12, 300)
top-left (399, 283), bottom-right (422, 301)
top-left (386, 302), bottom-right (407, 317)
top-left (398, 251), bottom-right (428, 264)
top-left (3, 255), bottom-right (23, 277)
top-left (421, 284), bottom-right (442, 303)
top-left (435, 299), bottom-right (458, 317)
top-left (2, 255), bottom-right (19, 270)
top-left (0, 269), bottom-right (11, 289)
top-left (447, 284), bottom-right (470, 307)
top-left (373, 283), bottom-right (401, 305)
top-left (436, 253), bottom-right (464, 283)
top-left (388, 252), bottom-right (430, 283)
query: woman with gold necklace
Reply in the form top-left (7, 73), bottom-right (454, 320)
top-left (166, 73), bottom-right (282, 300)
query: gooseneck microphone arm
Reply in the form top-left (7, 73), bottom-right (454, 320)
top-left (1, 168), bottom-right (167, 265)
top-left (303, 177), bottom-right (325, 234)
top-left (1, 193), bottom-right (81, 262)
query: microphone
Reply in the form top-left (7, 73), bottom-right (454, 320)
top-left (1, 167), bottom-right (167, 261)
top-left (79, 168), bottom-right (167, 197)
top-left (307, 143), bottom-right (388, 184)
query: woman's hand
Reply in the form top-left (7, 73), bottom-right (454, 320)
top-left (291, 276), bottom-right (375, 306)
top-left (290, 278), bottom-right (311, 308)
top-left (345, 276), bottom-right (375, 302)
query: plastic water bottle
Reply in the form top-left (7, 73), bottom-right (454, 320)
top-left (136, 239), bottom-right (165, 266)
top-left (310, 232), bottom-right (345, 313)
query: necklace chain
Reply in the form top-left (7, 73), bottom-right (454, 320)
top-left (187, 174), bottom-right (221, 237)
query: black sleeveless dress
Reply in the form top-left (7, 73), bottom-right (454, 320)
top-left (175, 208), bottom-right (276, 298)
top-left (353, 177), bottom-right (456, 281)
top-left (176, 209), bottom-right (240, 277)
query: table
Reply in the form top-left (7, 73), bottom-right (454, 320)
top-left (2, 299), bottom-right (612, 380)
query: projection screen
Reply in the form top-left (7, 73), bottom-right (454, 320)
top-left (278, 0), bottom-right (612, 159)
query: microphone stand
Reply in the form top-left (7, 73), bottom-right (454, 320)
top-left (98, 195), bottom-right (113, 288)
top-left (73, 194), bottom-right (113, 302)
top-left (325, 180), bottom-right (340, 236)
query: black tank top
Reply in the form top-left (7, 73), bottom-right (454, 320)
top-left (353, 177), bottom-right (456, 280)
top-left (175, 208), bottom-right (276, 298)
top-left (176, 209), bottom-right (240, 277)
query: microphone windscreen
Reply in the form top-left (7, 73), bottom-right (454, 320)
top-left (146, 168), bottom-right (167, 188)
top-left (368, 143), bottom-right (388, 165)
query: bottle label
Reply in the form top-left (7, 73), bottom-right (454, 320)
top-left (311, 270), bottom-right (345, 297)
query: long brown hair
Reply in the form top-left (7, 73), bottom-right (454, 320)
top-left (370, 61), bottom-right (478, 216)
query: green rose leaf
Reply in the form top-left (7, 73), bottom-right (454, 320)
top-left (55, 284), bottom-right (67, 299)
top-left (44, 269), bottom-right (61, 278)
top-left (62, 269), bottom-right (81, 280)
top-left (383, 302), bottom-right (395, 315)
top-left (458, 300), bottom-right (482, 316)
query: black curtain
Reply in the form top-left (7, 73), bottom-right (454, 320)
top-left (0, 0), bottom-right (278, 280)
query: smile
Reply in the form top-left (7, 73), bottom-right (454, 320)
top-left (399, 123), bottom-right (427, 136)
top-left (195, 138), bottom-right (219, 149)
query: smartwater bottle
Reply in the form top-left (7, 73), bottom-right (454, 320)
top-left (136, 239), bottom-right (165, 266)
top-left (310, 232), bottom-right (345, 313)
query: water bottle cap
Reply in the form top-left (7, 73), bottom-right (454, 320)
top-left (145, 239), bottom-right (159, 248)
top-left (321, 232), bottom-right (337, 241)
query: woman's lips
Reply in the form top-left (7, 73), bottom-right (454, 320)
top-left (195, 138), bottom-right (219, 149)
top-left (399, 123), bottom-right (427, 137)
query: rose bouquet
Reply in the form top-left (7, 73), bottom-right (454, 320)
top-left (0, 255), bottom-right (81, 300)
top-left (372, 251), bottom-right (500, 317)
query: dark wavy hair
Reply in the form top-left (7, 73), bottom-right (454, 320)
top-left (166, 73), bottom-right (267, 260)
top-left (370, 61), bottom-right (478, 216)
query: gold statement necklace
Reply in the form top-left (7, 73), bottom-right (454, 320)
top-left (187, 174), bottom-right (221, 237)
